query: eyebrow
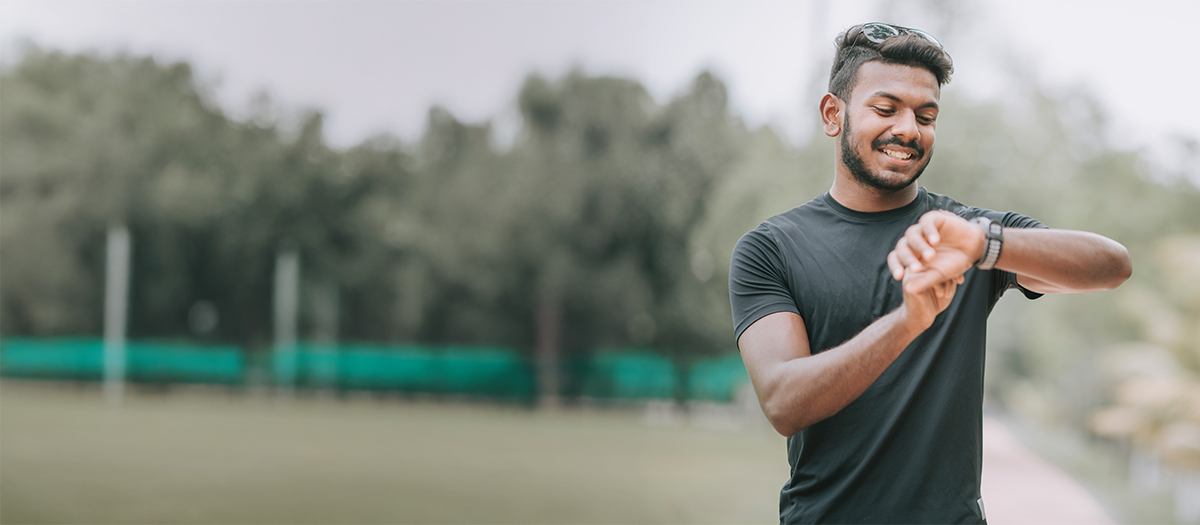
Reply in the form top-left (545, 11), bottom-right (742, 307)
top-left (869, 91), bottom-right (940, 110)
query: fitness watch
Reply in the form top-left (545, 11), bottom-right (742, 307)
top-left (971, 216), bottom-right (1003, 270)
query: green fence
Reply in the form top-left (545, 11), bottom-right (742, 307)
top-left (574, 351), bottom-right (751, 402)
top-left (0, 338), bottom-right (243, 384)
top-left (271, 344), bottom-right (535, 399)
top-left (1, 339), bottom-right (751, 402)
top-left (688, 352), bottom-right (751, 402)
top-left (579, 351), bottom-right (678, 400)
top-left (0, 338), bottom-right (105, 379)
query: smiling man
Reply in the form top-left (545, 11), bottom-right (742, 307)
top-left (729, 23), bottom-right (1131, 523)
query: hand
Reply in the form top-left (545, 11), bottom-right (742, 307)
top-left (900, 267), bottom-right (964, 330)
top-left (887, 210), bottom-right (986, 294)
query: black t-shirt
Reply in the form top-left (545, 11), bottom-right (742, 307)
top-left (729, 188), bottom-right (1044, 524)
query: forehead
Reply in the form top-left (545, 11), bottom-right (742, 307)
top-left (849, 61), bottom-right (940, 105)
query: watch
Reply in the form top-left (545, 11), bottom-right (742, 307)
top-left (971, 216), bottom-right (1003, 270)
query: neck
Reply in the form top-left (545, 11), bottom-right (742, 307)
top-left (828, 170), bottom-right (920, 213)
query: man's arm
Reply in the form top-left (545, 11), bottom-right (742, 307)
top-left (739, 270), bottom-right (962, 437)
top-left (1000, 228), bottom-right (1131, 294)
top-left (888, 211), bottom-right (1132, 295)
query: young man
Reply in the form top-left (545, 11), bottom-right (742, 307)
top-left (729, 23), bottom-right (1131, 523)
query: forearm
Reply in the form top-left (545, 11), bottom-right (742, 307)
top-left (996, 228), bottom-right (1132, 294)
top-left (762, 308), bottom-right (924, 436)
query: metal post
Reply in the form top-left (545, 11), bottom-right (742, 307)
top-left (273, 248), bottom-right (300, 396)
top-left (103, 224), bottom-right (131, 407)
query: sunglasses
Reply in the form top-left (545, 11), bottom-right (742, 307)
top-left (856, 22), bottom-right (943, 49)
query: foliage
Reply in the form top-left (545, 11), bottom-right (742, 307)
top-left (2, 46), bottom-right (1197, 409)
top-left (0, 48), bottom-right (744, 362)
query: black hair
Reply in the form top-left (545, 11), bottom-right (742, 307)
top-left (828, 24), bottom-right (954, 102)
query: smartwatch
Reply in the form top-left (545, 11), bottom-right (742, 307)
top-left (971, 216), bottom-right (1003, 270)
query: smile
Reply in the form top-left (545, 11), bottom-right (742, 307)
top-left (881, 147), bottom-right (914, 161)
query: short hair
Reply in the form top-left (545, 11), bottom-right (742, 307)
top-left (828, 24), bottom-right (954, 102)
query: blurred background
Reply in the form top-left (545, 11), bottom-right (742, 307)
top-left (2, 0), bottom-right (1198, 523)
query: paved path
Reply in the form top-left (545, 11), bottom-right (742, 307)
top-left (981, 417), bottom-right (1114, 524)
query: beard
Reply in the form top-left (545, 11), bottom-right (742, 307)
top-left (840, 113), bottom-right (931, 192)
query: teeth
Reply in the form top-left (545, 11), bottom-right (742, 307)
top-left (883, 149), bottom-right (912, 160)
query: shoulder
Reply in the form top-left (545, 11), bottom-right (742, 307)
top-left (922, 190), bottom-right (973, 218)
top-left (922, 189), bottom-right (1046, 229)
top-left (748, 195), bottom-right (832, 242)
top-left (732, 197), bottom-right (828, 272)
top-left (732, 222), bottom-right (783, 268)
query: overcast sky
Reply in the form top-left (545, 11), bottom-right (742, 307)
top-left (3, 0), bottom-right (1197, 166)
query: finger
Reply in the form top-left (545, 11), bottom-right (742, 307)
top-left (932, 280), bottom-right (945, 299)
top-left (936, 279), bottom-right (953, 299)
top-left (894, 238), bottom-right (922, 272)
top-left (919, 213), bottom-right (941, 247)
top-left (905, 224), bottom-right (936, 263)
top-left (887, 250), bottom-right (904, 280)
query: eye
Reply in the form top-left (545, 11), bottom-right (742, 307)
top-left (873, 107), bottom-right (895, 116)
top-left (918, 115), bottom-right (936, 125)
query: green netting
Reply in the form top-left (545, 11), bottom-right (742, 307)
top-left (270, 344), bottom-right (534, 399)
top-left (580, 350), bottom-right (678, 400)
top-left (439, 346), bottom-right (533, 397)
top-left (0, 338), bottom-right (104, 379)
top-left (5, 339), bottom-right (734, 403)
top-left (126, 342), bottom-right (243, 384)
top-left (688, 353), bottom-right (750, 402)
top-left (0, 339), bottom-right (243, 384)
top-left (296, 343), bottom-right (340, 387)
top-left (335, 345), bottom-right (439, 391)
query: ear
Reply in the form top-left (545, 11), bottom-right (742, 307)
top-left (820, 93), bottom-right (843, 137)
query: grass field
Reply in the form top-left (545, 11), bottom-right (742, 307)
top-left (1, 380), bottom-right (786, 524)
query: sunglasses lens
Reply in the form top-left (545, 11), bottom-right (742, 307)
top-left (906, 28), bottom-right (944, 49)
top-left (857, 23), bottom-right (944, 50)
top-left (861, 23), bottom-right (900, 43)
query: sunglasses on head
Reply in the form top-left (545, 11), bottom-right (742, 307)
top-left (856, 22), bottom-right (943, 49)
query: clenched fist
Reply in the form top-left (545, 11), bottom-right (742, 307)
top-left (887, 210), bottom-right (986, 294)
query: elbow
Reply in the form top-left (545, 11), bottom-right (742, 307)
top-left (1077, 235), bottom-right (1132, 292)
top-left (760, 395), bottom-right (793, 436)
top-left (1116, 247), bottom-right (1133, 284)
top-left (1104, 242), bottom-right (1133, 290)
top-left (768, 414), bottom-right (800, 438)
top-left (762, 396), bottom-right (811, 437)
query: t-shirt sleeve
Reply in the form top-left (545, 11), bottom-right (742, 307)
top-left (984, 210), bottom-right (1048, 301)
top-left (729, 226), bottom-right (800, 343)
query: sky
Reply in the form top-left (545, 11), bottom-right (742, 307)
top-left (2, 0), bottom-right (1197, 171)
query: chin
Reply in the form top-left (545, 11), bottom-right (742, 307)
top-left (881, 171), bottom-right (919, 187)
top-left (858, 170), bottom-right (920, 192)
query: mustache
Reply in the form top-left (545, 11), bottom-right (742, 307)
top-left (873, 136), bottom-right (925, 159)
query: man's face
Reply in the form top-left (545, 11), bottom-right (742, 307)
top-left (837, 61), bottom-right (940, 192)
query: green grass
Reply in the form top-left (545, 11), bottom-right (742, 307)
top-left (0, 381), bottom-right (786, 524)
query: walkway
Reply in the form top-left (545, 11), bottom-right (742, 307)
top-left (982, 417), bottom-right (1114, 524)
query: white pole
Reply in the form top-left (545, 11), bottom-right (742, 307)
top-left (273, 248), bottom-right (300, 396)
top-left (103, 224), bottom-right (131, 407)
top-left (802, 0), bottom-right (830, 138)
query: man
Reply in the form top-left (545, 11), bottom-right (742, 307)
top-left (729, 23), bottom-right (1132, 523)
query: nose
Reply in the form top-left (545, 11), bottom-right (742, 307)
top-left (891, 110), bottom-right (920, 143)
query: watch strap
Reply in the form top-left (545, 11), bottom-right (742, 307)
top-left (971, 217), bottom-right (1003, 270)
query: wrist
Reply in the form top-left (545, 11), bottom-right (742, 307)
top-left (890, 305), bottom-right (932, 338)
top-left (970, 217), bottom-right (1003, 270)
